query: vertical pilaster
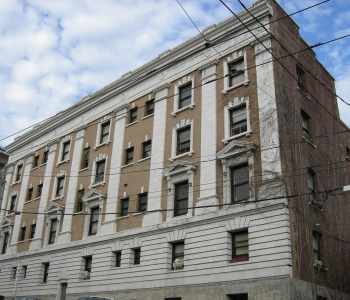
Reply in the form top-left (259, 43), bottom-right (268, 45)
top-left (101, 106), bottom-right (128, 235)
top-left (143, 86), bottom-right (168, 227)
top-left (57, 129), bottom-right (85, 244)
top-left (196, 63), bottom-right (219, 215)
top-left (0, 166), bottom-right (14, 222)
top-left (30, 144), bottom-right (57, 250)
top-left (9, 157), bottom-right (33, 253)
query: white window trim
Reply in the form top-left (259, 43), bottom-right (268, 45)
top-left (52, 172), bottom-right (66, 201)
top-left (44, 211), bottom-right (62, 246)
top-left (90, 154), bottom-right (108, 188)
top-left (172, 75), bottom-right (195, 115)
top-left (7, 192), bottom-right (18, 215)
top-left (83, 203), bottom-right (102, 239)
top-left (95, 116), bottom-right (112, 148)
top-left (0, 223), bottom-right (13, 254)
top-left (12, 161), bottom-right (24, 184)
top-left (223, 49), bottom-right (249, 93)
top-left (57, 136), bottom-right (72, 165)
top-left (171, 119), bottom-right (194, 160)
top-left (223, 96), bottom-right (251, 143)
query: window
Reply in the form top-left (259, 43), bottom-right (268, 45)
top-left (48, 219), bottom-right (58, 245)
top-left (230, 164), bottom-right (250, 202)
top-left (33, 155), bottom-right (39, 168)
top-left (12, 267), bottom-right (17, 280)
top-left (88, 207), bottom-right (99, 236)
top-left (19, 226), bottom-right (26, 241)
top-left (120, 198), bottom-right (129, 217)
top-left (15, 164), bottom-right (23, 182)
top-left (1, 232), bottom-right (9, 254)
top-left (172, 241), bottom-right (184, 270)
top-left (75, 189), bottom-right (84, 212)
top-left (81, 147), bottom-right (90, 169)
top-left (174, 181), bottom-right (189, 217)
top-left (312, 230), bottom-right (322, 261)
top-left (36, 183), bottom-right (43, 198)
top-left (138, 193), bottom-right (148, 212)
top-left (30, 223), bottom-right (36, 239)
top-left (56, 176), bottom-right (65, 198)
top-left (61, 141), bottom-right (70, 161)
top-left (42, 262), bottom-right (49, 283)
top-left (178, 82), bottom-right (192, 109)
top-left (301, 110), bottom-right (312, 140)
top-left (129, 107), bottom-right (138, 123)
top-left (228, 58), bottom-right (245, 87)
top-left (125, 147), bottom-right (134, 164)
top-left (145, 99), bottom-right (154, 116)
top-left (231, 230), bottom-right (249, 262)
top-left (229, 104), bottom-right (247, 136)
top-left (317, 296), bottom-right (327, 300)
top-left (99, 121), bottom-right (110, 144)
top-left (114, 251), bottom-right (122, 267)
top-left (346, 147), bottom-right (350, 161)
top-left (227, 294), bottom-right (248, 300)
top-left (22, 265), bottom-right (27, 279)
top-left (133, 247), bottom-right (141, 265)
top-left (296, 64), bottom-right (306, 89)
top-left (9, 195), bottom-right (17, 213)
top-left (42, 150), bottom-right (49, 164)
top-left (142, 140), bottom-right (152, 159)
top-left (176, 126), bottom-right (191, 155)
top-left (83, 256), bottom-right (92, 280)
top-left (94, 159), bottom-right (106, 184)
top-left (26, 187), bottom-right (33, 202)
top-left (307, 168), bottom-right (316, 195)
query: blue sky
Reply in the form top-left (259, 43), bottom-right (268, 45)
top-left (0, 0), bottom-right (349, 147)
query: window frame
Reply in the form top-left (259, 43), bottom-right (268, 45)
top-left (26, 186), bottom-right (33, 202)
top-left (94, 159), bottom-right (106, 185)
top-left (1, 231), bottom-right (9, 254)
top-left (48, 218), bottom-right (58, 245)
top-left (81, 147), bottom-right (90, 170)
top-left (227, 57), bottom-right (245, 88)
top-left (174, 181), bottom-right (189, 217)
top-left (133, 247), bottom-right (141, 265)
top-left (99, 120), bottom-right (111, 145)
top-left (129, 107), bottom-right (138, 124)
top-left (19, 226), bottom-right (26, 241)
top-left (142, 140), bottom-right (152, 159)
top-left (296, 64), bottom-right (306, 90)
top-left (301, 110), bottom-right (312, 140)
top-left (229, 103), bottom-right (248, 137)
top-left (36, 183), bottom-right (43, 198)
top-left (113, 250), bottom-right (122, 267)
top-left (60, 140), bottom-right (71, 162)
top-left (9, 194), bottom-right (17, 213)
top-left (22, 265), bottom-right (27, 279)
top-left (30, 223), bottom-right (36, 239)
top-left (120, 198), bottom-right (129, 217)
top-left (42, 150), bottom-right (49, 164)
top-left (312, 230), bottom-right (322, 261)
top-left (42, 262), bottom-right (50, 283)
top-left (55, 176), bottom-right (65, 198)
top-left (83, 255), bottom-right (92, 280)
top-left (125, 147), bottom-right (134, 165)
top-left (33, 155), bottom-right (39, 168)
top-left (178, 82), bottom-right (192, 110)
top-left (88, 206), bottom-right (99, 236)
top-left (230, 163), bottom-right (250, 203)
top-left (75, 188), bottom-right (84, 213)
top-left (138, 192), bottom-right (148, 212)
top-left (176, 125), bottom-right (191, 156)
top-left (231, 230), bottom-right (249, 263)
top-left (227, 294), bottom-right (248, 300)
top-left (15, 164), bottom-right (23, 182)
top-left (145, 99), bottom-right (154, 116)
top-left (171, 241), bottom-right (185, 270)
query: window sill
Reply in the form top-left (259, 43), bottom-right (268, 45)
top-left (223, 130), bottom-right (252, 143)
top-left (31, 166), bottom-right (40, 171)
top-left (90, 181), bottom-right (106, 188)
top-left (12, 180), bottom-right (21, 186)
top-left (142, 113), bottom-right (154, 120)
top-left (56, 159), bottom-right (70, 166)
top-left (94, 141), bottom-right (110, 150)
top-left (51, 196), bottom-right (64, 202)
top-left (121, 162), bottom-right (136, 168)
top-left (117, 215), bottom-right (129, 220)
top-left (133, 212), bottom-right (145, 216)
top-left (169, 151), bottom-right (194, 161)
top-left (171, 104), bottom-right (195, 116)
top-left (138, 156), bottom-right (151, 163)
top-left (40, 162), bottom-right (48, 167)
top-left (126, 120), bottom-right (139, 127)
top-left (222, 80), bottom-right (249, 94)
top-left (79, 167), bottom-right (89, 173)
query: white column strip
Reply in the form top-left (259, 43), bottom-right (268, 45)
top-left (0, 166), bottom-right (14, 222)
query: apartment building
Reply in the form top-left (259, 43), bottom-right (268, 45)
top-left (0, 1), bottom-right (349, 299)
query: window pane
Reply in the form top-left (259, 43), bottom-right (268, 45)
top-left (231, 165), bottom-right (249, 202)
top-left (230, 105), bottom-right (247, 136)
top-left (176, 127), bottom-right (191, 155)
top-left (178, 83), bottom-right (192, 109)
top-left (174, 182), bottom-right (189, 216)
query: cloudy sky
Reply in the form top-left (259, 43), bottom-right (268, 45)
top-left (0, 0), bottom-right (349, 147)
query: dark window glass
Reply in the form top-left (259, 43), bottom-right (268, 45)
top-left (138, 193), bottom-right (148, 212)
top-left (61, 141), bottom-right (70, 161)
top-left (9, 195), bottom-right (17, 213)
top-left (100, 121), bottom-right (110, 144)
top-left (36, 183), bottom-right (43, 198)
top-left (129, 107), bottom-right (138, 123)
top-left (30, 223), bottom-right (36, 239)
top-left (313, 231), bottom-right (322, 261)
top-left (301, 110), bottom-right (312, 140)
top-left (142, 140), bottom-right (152, 159)
top-left (42, 263), bottom-right (49, 283)
top-left (56, 176), bottom-right (65, 197)
top-left (22, 265), bottom-right (27, 278)
top-left (15, 164), bottom-right (23, 182)
top-left (33, 155), bottom-right (39, 168)
top-left (75, 189), bottom-right (84, 212)
top-left (26, 187), bottom-right (33, 202)
top-left (12, 266), bottom-right (17, 280)
top-left (228, 58), bottom-right (245, 87)
top-left (48, 219), bottom-right (58, 245)
top-left (84, 256), bottom-right (92, 280)
top-left (307, 168), bottom-right (316, 195)
top-left (1, 232), bottom-right (9, 254)
top-left (120, 198), bottom-right (129, 217)
top-left (316, 296), bottom-right (327, 300)
top-left (133, 247), bottom-right (141, 265)
top-left (81, 147), bottom-right (90, 169)
top-left (19, 226), bottom-right (26, 241)
top-left (94, 159), bottom-right (106, 184)
top-left (174, 181), bottom-right (189, 217)
top-left (145, 99), bottom-right (154, 116)
top-left (231, 230), bottom-right (249, 262)
top-left (178, 82), bottom-right (192, 109)
top-left (114, 251), bottom-right (122, 267)
top-left (42, 150), bottom-right (49, 164)
top-left (89, 207), bottom-right (99, 236)
top-left (230, 164), bottom-right (249, 203)
top-left (172, 241), bottom-right (184, 270)
top-left (296, 64), bottom-right (306, 89)
top-left (229, 104), bottom-right (247, 136)
top-left (125, 147), bottom-right (134, 164)
top-left (176, 126), bottom-right (191, 155)
top-left (227, 294), bottom-right (248, 300)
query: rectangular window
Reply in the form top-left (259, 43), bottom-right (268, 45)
top-left (301, 110), bottom-right (312, 140)
top-left (9, 195), bottom-right (17, 213)
top-left (133, 247), bottom-right (141, 265)
top-left (61, 141), bottom-right (70, 161)
top-left (125, 147), bottom-right (134, 164)
top-left (129, 107), bottom-right (138, 123)
top-left (296, 64), bottom-right (305, 89)
top-left (19, 226), bottom-right (26, 241)
top-left (42, 150), bottom-right (49, 164)
top-left (114, 250), bottom-right (122, 267)
top-left (94, 159), bottom-right (106, 184)
top-left (99, 121), bottom-right (110, 144)
top-left (138, 193), bottom-right (148, 212)
top-left (227, 294), bottom-right (248, 300)
top-left (89, 207), bottom-right (99, 236)
top-left (176, 126), bottom-right (191, 155)
top-left (174, 181), bottom-right (189, 217)
top-left (81, 147), bottom-right (90, 170)
top-left (120, 198), bottom-right (129, 217)
top-left (42, 262), bottom-right (49, 283)
top-left (26, 187), bottom-right (33, 202)
top-left (12, 266), bottom-right (17, 280)
top-left (33, 155), bottom-right (39, 168)
top-left (15, 164), bottom-right (23, 182)
top-left (75, 189), bottom-right (84, 212)
top-left (229, 104), bottom-right (247, 136)
top-left (83, 256), bottom-right (92, 280)
top-left (56, 176), bottom-right (65, 198)
top-left (30, 223), bottom-right (36, 239)
top-left (145, 99), bottom-right (154, 116)
top-left (307, 168), bottom-right (316, 195)
top-left (312, 230), bottom-right (322, 261)
top-left (228, 58), bottom-right (245, 87)
top-left (142, 140), bottom-right (152, 159)
top-left (178, 82), bottom-right (192, 109)
top-left (36, 183), bottom-right (43, 198)
top-left (1, 232), bottom-right (9, 254)
top-left (230, 164), bottom-right (250, 203)
top-left (22, 265), bottom-right (27, 278)
top-left (172, 241), bottom-right (184, 270)
top-left (48, 219), bottom-right (58, 245)
top-left (231, 230), bottom-right (249, 262)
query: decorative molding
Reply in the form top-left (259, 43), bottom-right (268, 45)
top-left (225, 216), bottom-right (250, 231)
top-left (166, 230), bottom-right (186, 242)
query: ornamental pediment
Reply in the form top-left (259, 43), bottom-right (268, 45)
top-left (165, 160), bottom-right (196, 177)
top-left (83, 189), bottom-right (106, 203)
top-left (46, 201), bottom-right (64, 214)
top-left (217, 140), bottom-right (256, 160)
